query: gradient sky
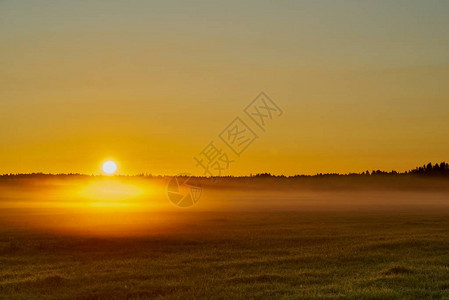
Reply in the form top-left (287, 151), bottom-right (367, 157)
top-left (1, 1), bottom-right (449, 175)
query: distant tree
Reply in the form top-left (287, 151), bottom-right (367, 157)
top-left (408, 162), bottom-right (449, 177)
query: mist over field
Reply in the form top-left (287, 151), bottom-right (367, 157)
top-left (0, 175), bottom-right (449, 299)
top-left (1, 174), bottom-right (448, 236)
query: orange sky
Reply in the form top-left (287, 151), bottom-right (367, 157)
top-left (1, 1), bottom-right (449, 175)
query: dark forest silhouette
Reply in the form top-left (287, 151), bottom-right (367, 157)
top-left (1, 162), bottom-right (448, 178)
top-left (253, 162), bottom-right (449, 178)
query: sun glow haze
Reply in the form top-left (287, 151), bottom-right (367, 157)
top-left (78, 179), bottom-right (146, 208)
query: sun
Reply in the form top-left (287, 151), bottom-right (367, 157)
top-left (102, 160), bottom-right (117, 175)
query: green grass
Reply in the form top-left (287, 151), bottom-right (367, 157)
top-left (2, 210), bottom-right (449, 299)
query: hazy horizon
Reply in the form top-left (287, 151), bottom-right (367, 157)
top-left (0, 161), bottom-right (446, 176)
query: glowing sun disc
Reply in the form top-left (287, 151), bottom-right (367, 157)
top-left (102, 161), bottom-right (117, 175)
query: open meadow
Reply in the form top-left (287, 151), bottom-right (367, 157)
top-left (1, 176), bottom-right (449, 299)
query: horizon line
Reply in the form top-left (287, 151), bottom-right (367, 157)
top-left (1, 161), bottom-right (448, 178)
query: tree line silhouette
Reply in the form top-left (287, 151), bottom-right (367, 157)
top-left (1, 162), bottom-right (448, 178)
top-left (252, 162), bottom-right (449, 178)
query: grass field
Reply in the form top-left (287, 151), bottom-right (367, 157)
top-left (1, 177), bottom-right (449, 299)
